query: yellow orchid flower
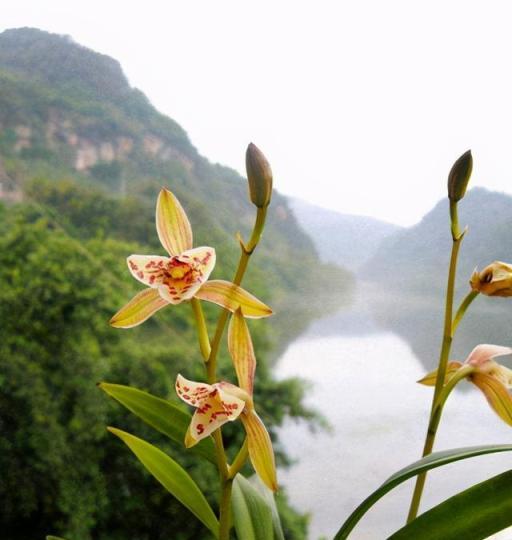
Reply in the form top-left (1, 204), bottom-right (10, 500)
top-left (470, 261), bottom-right (512, 297)
top-left (110, 188), bottom-right (273, 328)
top-left (419, 344), bottom-right (512, 426)
top-left (176, 371), bottom-right (278, 491)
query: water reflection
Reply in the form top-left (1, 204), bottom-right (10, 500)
top-left (276, 286), bottom-right (512, 539)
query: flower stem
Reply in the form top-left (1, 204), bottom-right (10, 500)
top-left (406, 225), bottom-right (464, 522)
top-left (218, 478), bottom-right (234, 540)
top-left (206, 207), bottom-right (267, 383)
top-left (452, 290), bottom-right (479, 335)
top-left (203, 206), bottom-right (267, 538)
top-left (229, 438), bottom-right (249, 479)
top-left (191, 297), bottom-right (211, 361)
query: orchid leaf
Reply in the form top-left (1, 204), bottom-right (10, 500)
top-left (110, 288), bottom-right (168, 328)
top-left (46, 536), bottom-right (67, 540)
top-left (108, 427), bottom-right (218, 537)
top-left (389, 470), bottom-right (512, 539)
top-left (195, 280), bottom-right (273, 318)
top-left (334, 444), bottom-right (512, 539)
top-left (99, 383), bottom-right (216, 463)
top-left (232, 475), bottom-right (274, 540)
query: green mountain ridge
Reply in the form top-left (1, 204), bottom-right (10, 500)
top-left (0, 27), bottom-right (350, 314)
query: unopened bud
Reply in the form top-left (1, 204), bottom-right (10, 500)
top-left (470, 261), bottom-right (512, 297)
top-left (448, 150), bottom-right (473, 202)
top-left (245, 143), bottom-right (273, 208)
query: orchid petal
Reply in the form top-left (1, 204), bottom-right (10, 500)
top-left (417, 362), bottom-right (463, 386)
top-left (195, 280), bottom-right (273, 318)
top-left (241, 411), bottom-right (278, 491)
top-left (175, 374), bottom-right (214, 407)
top-left (127, 255), bottom-right (169, 287)
top-left (156, 188), bottom-right (193, 256)
top-left (471, 372), bottom-right (512, 426)
top-left (228, 308), bottom-right (256, 395)
top-left (176, 374), bottom-right (245, 447)
top-left (157, 247), bottom-right (216, 305)
top-left (110, 288), bottom-right (168, 328)
top-left (492, 365), bottom-right (512, 388)
top-left (465, 344), bottom-right (512, 367)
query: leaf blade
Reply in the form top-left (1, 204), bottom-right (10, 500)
top-left (232, 475), bottom-right (274, 540)
top-left (99, 383), bottom-right (216, 463)
top-left (334, 444), bottom-right (512, 539)
top-left (108, 427), bottom-right (218, 537)
top-left (389, 470), bottom-right (512, 540)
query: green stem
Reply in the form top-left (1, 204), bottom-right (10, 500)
top-left (452, 290), bottom-right (479, 335)
top-left (191, 298), bottom-right (211, 361)
top-left (206, 207), bottom-right (267, 383)
top-left (407, 226), bottom-right (464, 522)
top-left (218, 478), bottom-right (234, 540)
top-left (229, 438), bottom-right (249, 479)
top-left (204, 206), bottom-right (267, 538)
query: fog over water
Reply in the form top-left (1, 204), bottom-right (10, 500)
top-left (275, 287), bottom-right (512, 539)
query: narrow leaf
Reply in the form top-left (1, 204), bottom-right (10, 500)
top-left (195, 280), bottom-right (273, 318)
top-left (232, 475), bottom-right (274, 540)
top-left (471, 372), bottom-right (512, 426)
top-left (110, 288), bottom-right (168, 328)
top-left (389, 470), bottom-right (512, 539)
top-left (46, 536), bottom-right (67, 540)
top-left (334, 444), bottom-right (512, 539)
top-left (156, 188), bottom-right (193, 256)
top-left (228, 308), bottom-right (256, 394)
top-left (99, 383), bottom-right (216, 463)
top-left (108, 427), bottom-right (218, 537)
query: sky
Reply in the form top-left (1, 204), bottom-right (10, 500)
top-left (2, 1), bottom-right (512, 226)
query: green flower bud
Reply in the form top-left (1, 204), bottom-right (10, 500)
top-left (245, 143), bottom-right (273, 208)
top-left (447, 150), bottom-right (473, 202)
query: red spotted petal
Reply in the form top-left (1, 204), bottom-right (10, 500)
top-left (127, 255), bottom-right (169, 288)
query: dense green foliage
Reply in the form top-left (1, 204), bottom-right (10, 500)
top-left (0, 186), bottom-right (317, 539)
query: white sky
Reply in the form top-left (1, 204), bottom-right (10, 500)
top-left (3, 1), bottom-right (512, 225)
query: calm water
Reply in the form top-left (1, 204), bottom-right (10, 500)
top-left (275, 291), bottom-right (512, 539)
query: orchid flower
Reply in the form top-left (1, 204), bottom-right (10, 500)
top-left (110, 188), bottom-right (273, 328)
top-left (470, 261), bottom-right (512, 297)
top-left (176, 373), bottom-right (278, 491)
top-left (176, 310), bottom-right (277, 491)
top-left (419, 344), bottom-right (512, 426)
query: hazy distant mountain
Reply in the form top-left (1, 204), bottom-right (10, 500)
top-left (363, 187), bottom-right (512, 296)
top-left (289, 198), bottom-right (401, 271)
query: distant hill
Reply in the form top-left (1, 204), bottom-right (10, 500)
top-left (289, 198), bottom-right (401, 271)
top-left (0, 27), bottom-right (351, 312)
top-left (363, 187), bottom-right (512, 297)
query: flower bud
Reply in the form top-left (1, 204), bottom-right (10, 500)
top-left (245, 143), bottom-right (273, 208)
top-left (470, 261), bottom-right (512, 297)
top-left (447, 150), bottom-right (473, 202)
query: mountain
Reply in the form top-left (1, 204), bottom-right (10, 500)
top-left (0, 27), bottom-right (351, 313)
top-left (363, 187), bottom-right (512, 297)
top-left (289, 198), bottom-right (401, 271)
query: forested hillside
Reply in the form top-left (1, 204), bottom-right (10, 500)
top-left (0, 27), bottom-right (352, 540)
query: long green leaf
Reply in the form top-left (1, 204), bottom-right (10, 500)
top-left (46, 537), bottom-right (67, 540)
top-left (232, 475), bottom-right (274, 540)
top-left (389, 470), bottom-right (512, 539)
top-left (99, 382), bottom-right (216, 463)
top-left (108, 427), bottom-right (218, 537)
top-left (334, 444), bottom-right (512, 539)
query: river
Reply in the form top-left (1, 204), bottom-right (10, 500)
top-left (275, 290), bottom-right (512, 539)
